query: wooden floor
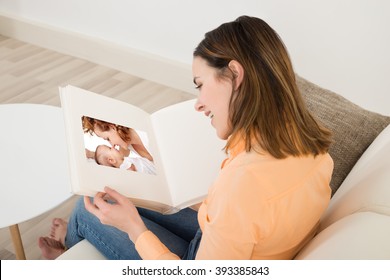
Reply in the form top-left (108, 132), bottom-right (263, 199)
top-left (0, 34), bottom-right (194, 260)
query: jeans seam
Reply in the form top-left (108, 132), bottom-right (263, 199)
top-left (78, 222), bottom-right (121, 259)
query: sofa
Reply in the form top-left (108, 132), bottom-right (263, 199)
top-left (58, 76), bottom-right (390, 260)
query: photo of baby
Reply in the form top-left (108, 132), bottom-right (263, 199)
top-left (95, 144), bottom-right (156, 174)
top-left (82, 116), bottom-right (157, 175)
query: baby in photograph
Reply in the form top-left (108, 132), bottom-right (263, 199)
top-left (95, 144), bottom-right (156, 175)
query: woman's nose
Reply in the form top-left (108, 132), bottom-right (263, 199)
top-left (194, 99), bottom-right (204, 112)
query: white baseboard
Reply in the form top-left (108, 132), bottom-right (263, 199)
top-left (0, 12), bottom-right (194, 94)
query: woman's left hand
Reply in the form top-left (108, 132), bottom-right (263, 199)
top-left (84, 186), bottom-right (147, 243)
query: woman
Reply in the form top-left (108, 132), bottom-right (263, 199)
top-left (39, 15), bottom-right (333, 260)
top-left (82, 116), bottom-right (154, 162)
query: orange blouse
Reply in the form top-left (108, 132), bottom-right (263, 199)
top-left (135, 139), bottom-right (333, 259)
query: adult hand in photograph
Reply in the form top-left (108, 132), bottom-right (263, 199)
top-left (85, 148), bottom-right (95, 159)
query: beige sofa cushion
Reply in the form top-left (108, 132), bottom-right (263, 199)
top-left (297, 76), bottom-right (390, 195)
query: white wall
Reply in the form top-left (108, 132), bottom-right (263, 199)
top-left (0, 0), bottom-right (389, 115)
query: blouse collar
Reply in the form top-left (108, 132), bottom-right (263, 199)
top-left (221, 133), bottom-right (247, 168)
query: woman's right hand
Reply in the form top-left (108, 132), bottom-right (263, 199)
top-left (84, 186), bottom-right (148, 243)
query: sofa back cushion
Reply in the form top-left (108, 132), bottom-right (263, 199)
top-left (297, 76), bottom-right (390, 195)
top-left (319, 124), bottom-right (390, 229)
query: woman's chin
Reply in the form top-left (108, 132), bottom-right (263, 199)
top-left (216, 130), bottom-right (230, 140)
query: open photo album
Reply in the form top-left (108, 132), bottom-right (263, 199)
top-left (59, 85), bottom-right (226, 214)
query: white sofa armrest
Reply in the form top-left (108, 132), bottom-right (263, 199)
top-left (56, 239), bottom-right (107, 260)
top-left (295, 212), bottom-right (390, 259)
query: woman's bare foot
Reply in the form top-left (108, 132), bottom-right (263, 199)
top-left (38, 218), bottom-right (68, 259)
top-left (49, 218), bottom-right (68, 245)
top-left (38, 237), bottom-right (66, 260)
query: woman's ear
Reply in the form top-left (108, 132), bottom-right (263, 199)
top-left (228, 60), bottom-right (244, 90)
top-left (109, 124), bottom-right (117, 131)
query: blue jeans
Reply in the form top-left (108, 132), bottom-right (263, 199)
top-left (65, 197), bottom-right (201, 260)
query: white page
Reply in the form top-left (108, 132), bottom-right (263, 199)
top-left (60, 86), bottom-right (173, 207)
top-left (151, 99), bottom-right (226, 207)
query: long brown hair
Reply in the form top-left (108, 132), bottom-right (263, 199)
top-left (82, 116), bottom-right (131, 143)
top-left (194, 16), bottom-right (332, 158)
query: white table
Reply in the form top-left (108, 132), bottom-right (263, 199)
top-left (0, 104), bottom-right (72, 259)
